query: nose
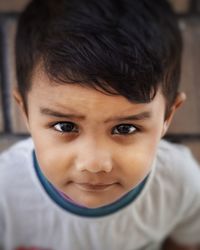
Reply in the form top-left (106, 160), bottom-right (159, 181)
top-left (76, 159), bottom-right (112, 173)
top-left (75, 146), bottom-right (113, 173)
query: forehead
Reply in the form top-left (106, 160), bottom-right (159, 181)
top-left (28, 69), bottom-right (166, 117)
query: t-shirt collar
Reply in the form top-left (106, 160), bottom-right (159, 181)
top-left (32, 151), bottom-right (148, 217)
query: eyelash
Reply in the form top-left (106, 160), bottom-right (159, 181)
top-left (112, 124), bottom-right (137, 135)
top-left (52, 122), bottom-right (139, 136)
top-left (53, 122), bottom-right (79, 134)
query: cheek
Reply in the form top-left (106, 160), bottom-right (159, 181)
top-left (33, 138), bottom-right (74, 184)
top-left (116, 138), bottom-right (158, 186)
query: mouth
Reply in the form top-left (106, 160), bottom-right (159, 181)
top-left (74, 182), bottom-right (117, 192)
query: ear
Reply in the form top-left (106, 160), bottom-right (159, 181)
top-left (161, 92), bottom-right (186, 137)
top-left (13, 88), bottom-right (30, 132)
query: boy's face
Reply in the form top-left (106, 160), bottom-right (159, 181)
top-left (15, 70), bottom-right (183, 208)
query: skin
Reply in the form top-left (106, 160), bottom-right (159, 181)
top-left (14, 69), bottom-right (199, 250)
top-left (14, 69), bottom-right (185, 208)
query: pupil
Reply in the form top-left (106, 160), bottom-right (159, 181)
top-left (118, 125), bottom-right (131, 133)
top-left (61, 123), bottom-right (74, 131)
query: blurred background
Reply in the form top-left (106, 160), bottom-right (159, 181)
top-left (0, 0), bottom-right (199, 163)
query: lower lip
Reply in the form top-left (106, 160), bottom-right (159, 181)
top-left (75, 183), bottom-right (115, 192)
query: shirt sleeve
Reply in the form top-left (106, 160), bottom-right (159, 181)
top-left (168, 147), bottom-right (200, 245)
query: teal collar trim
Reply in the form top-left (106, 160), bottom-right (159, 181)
top-left (33, 151), bottom-right (147, 217)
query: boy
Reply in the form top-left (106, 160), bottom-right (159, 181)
top-left (0, 0), bottom-right (200, 249)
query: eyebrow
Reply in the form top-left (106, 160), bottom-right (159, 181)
top-left (105, 111), bottom-right (152, 123)
top-left (40, 107), bottom-right (152, 122)
top-left (40, 107), bottom-right (85, 120)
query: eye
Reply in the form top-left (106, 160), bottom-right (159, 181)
top-left (54, 122), bottom-right (78, 133)
top-left (112, 124), bottom-right (137, 135)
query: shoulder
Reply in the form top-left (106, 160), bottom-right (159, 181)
top-left (156, 141), bottom-right (200, 244)
top-left (146, 139), bottom-right (200, 210)
top-left (0, 137), bottom-right (34, 166)
top-left (0, 138), bottom-right (34, 189)
top-left (134, 140), bottom-right (200, 234)
top-left (155, 139), bottom-right (200, 210)
top-left (156, 139), bottom-right (200, 186)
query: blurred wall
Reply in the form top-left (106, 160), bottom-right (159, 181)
top-left (0, 0), bottom-right (200, 163)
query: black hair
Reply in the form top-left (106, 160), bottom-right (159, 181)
top-left (15, 0), bottom-right (182, 113)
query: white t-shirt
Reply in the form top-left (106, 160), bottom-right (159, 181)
top-left (0, 138), bottom-right (200, 250)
